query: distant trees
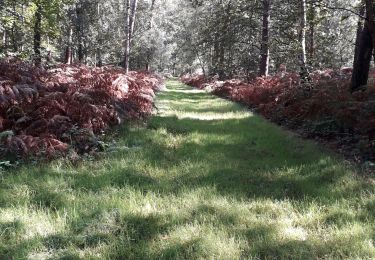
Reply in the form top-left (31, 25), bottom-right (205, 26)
top-left (171, 0), bottom-right (359, 77)
top-left (0, 0), bottom-right (365, 79)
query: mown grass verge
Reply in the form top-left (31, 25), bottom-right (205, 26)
top-left (0, 80), bottom-right (374, 259)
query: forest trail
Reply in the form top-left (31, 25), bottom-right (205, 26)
top-left (1, 80), bottom-right (374, 259)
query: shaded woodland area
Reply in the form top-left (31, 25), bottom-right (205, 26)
top-left (0, 0), bottom-right (368, 75)
top-left (1, 1), bottom-right (375, 259)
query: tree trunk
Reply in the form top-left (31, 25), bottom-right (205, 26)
top-left (11, 7), bottom-right (18, 52)
top-left (97, 48), bottom-right (102, 67)
top-left (123, 0), bottom-right (131, 72)
top-left (129, 0), bottom-right (138, 42)
top-left (33, 3), bottom-right (42, 66)
top-left (217, 2), bottom-right (231, 80)
top-left (308, 3), bottom-right (316, 63)
top-left (351, 18), bottom-right (372, 92)
top-left (353, 6), bottom-right (365, 65)
top-left (20, 3), bottom-right (25, 52)
top-left (65, 27), bottom-right (73, 64)
top-left (76, 3), bottom-right (84, 63)
top-left (149, 0), bottom-right (156, 29)
top-left (123, 0), bottom-right (138, 72)
top-left (218, 43), bottom-right (225, 79)
top-left (145, 0), bottom-right (156, 70)
top-left (2, 30), bottom-right (6, 50)
top-left (259, 0), bottom-right (271, 76)
top-left (365, 0), bottom-right (375, 56)
top-left (299, 0), bottom-right (307, 65)
top-left (298, 0), bottom-right (310, 83)
top-left (212, 34), bottom-right (219, 75)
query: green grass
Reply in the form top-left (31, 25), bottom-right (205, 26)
top-left (1, 80), bottom-right (374, 259)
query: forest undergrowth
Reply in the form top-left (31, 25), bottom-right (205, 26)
top-left (0, 59), bottom-right (164, 162)
top-left (182, 70), bottom-right (375, 167)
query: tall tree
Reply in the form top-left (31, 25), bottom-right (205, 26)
top-left (123, 0), bottom-right (138, 72)
top-left (307, 2), bottom-right (316, 63)
top-left (76, 1), bottom-right (84, 62)
top-left (33, 1), bottom-right (42, 66)
top-left (298, 0), bottom-right (310, 83)
top-left (364, 0), bottom-right (375, 56)
top-left (64, 26), bottom-right (73, 64)
top-left (259, 0), bottom-right (271, 76)
top-left (129, 0), bottom-right (138, 41)
top-left (123, 0), bottom-right (130, 72)
top-left (351, 5), bottom-right (372, 92)
top-left (145, 0), bottom-right (156, 71)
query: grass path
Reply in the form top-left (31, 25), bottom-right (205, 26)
top-left (1, 80), bottom-right (374, 259)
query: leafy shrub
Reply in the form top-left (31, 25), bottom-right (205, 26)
top-left (0, 58), bottom-right (164, 158)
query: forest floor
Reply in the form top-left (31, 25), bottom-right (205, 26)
top-left (1, 80), bottom-right (375, 259)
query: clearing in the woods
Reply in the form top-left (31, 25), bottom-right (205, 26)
top-left (1, 80), bottom-right (374, 259)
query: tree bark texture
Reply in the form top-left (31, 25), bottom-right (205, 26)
top-left (351, 7), bottom-right (372, 92)
top-left (259, 0), bottom-right (271, 76)
top-left (298, 0), bottom-right (310, 83)
top-left (33, 3), bottom-right (42, 66)
top-left (123, 0), bottom-right (131, 72)
top-left (65, 26), bottom-right (73, 64)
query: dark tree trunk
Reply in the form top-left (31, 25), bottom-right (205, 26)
top-left (10, 2), bottom-right (18, 52)
top-left (218, 43), bottom-right (225, 79)
top-left (308, 3), bottom-right (315, 63)
top-left (211, 35), bottom-right (219, 75)
top-left (97, 48), bottom-right (102, 67)
top-left (365, 0), bottom-right (375, 63)
top-left (145, 0), bottom-right (156, 70)
top-left (11, 24), bottom-right (17, 52)
top-left (217, 3), bottom-right (231, 80)
top-left (259, 0), bottom-right (271, 76)
top-left (351, 21), bottom-right (373, 92)
top-left (76, 3), bottom-right (84, 63)
top-left (33, 4), bottom-right (42, 66)
top-left (20, 3), bottom-right (25, 52)
top-left (123, 0), bottom-right (138, 72)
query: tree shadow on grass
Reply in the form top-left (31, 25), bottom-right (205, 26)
top-left (0, 82), bottom-right (373, 258)
top-left (54, 113), bottom-right (365, 205)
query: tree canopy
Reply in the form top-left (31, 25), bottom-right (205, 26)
top-left (0, 0), bottom-right (363, 74)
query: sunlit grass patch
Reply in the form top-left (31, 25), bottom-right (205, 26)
top-left (164, 110), bottom-right (252, 120)
top-left (1, 206), bottom-right (66, 233)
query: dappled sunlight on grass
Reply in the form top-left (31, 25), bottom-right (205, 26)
top-left (157, 85), bottom-right (251, 121)
top-left (164, 88), bottom-right (205, 94)
top-left (160, 110), bottom-right (252, 120)
top-left (0, 207), bottom-right (66, 239)
top-left (0, 80), bottom-right (374, 259)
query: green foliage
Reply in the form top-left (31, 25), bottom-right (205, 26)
top-left (0, 0), bottom-right (68, 60)
top-left (0, 0), bottom-right (360, 73)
